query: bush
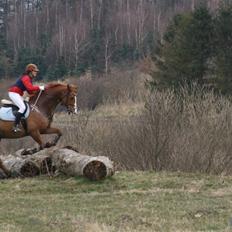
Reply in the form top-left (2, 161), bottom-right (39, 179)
top-left (2, 81), bottom-right (232, 175)
top-left (47, 85), bottom-right (232, 174)
top-left (76, 69), bottom-right (146, 110)
top-left (69, 85), bottom-right (232, 174)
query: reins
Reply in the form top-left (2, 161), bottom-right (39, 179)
top-left (30, 84), bottom-right (76, 113)
top-left (31, 89), bottom-right (43, 111)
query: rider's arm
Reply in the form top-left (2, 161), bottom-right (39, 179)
top-left (21, 75), bottom-right (40, 93)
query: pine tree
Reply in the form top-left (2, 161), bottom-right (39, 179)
top-left (214, 5), bottom-right (232, 94)
top-left (150, 6), bottom-right (213, 90)
top-left (46, 56), bottom-right (67, 80)
top-left (185, 6), bottom-right (213, 83)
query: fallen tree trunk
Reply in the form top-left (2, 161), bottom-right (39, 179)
top-left (0, 168), bottom-right (8, 179)
top-left (0, 158), bottom-right (11, 178)
top-left (15, 148), bottom-right (55, 174)
top-left (0, 155), bottom-right (40, 177)
top-left (51, 148), bottom-right (114, 180)
top-left (25, 150), bottom-right (54, 174)
top-left (1, 147), bottom-right (114, 180)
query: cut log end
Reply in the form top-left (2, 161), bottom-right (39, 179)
top-left (83, 160), bottom-right (107, 181)
top-left (20, 161), bottom-right (40, 177)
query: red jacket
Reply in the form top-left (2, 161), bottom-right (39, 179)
top-left (9, 75), bottom-right (40, 96)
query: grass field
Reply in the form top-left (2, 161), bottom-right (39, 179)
top-left (1, 83), bottom-right (232, 232)
top-left (0, 171), bottom-right (232, 232)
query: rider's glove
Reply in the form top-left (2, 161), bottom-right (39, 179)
top-left (39, 86), bottom-right (45, 91)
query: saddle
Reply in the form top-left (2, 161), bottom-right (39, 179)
top-left (0, 99), bottom-right (30, 121)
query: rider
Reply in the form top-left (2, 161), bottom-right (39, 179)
top-left (8, 63), bottom-right (45, 133)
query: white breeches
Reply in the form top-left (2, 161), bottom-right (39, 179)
top-left (8, 92), bottom-right (26, 113)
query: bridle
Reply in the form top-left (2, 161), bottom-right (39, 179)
top-left (31, 84), bottom-right (78, 114)
top-left (60, 84), bottom-right (78, 114)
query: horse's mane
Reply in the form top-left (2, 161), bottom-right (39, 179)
top-left (30, 81), bottom-right (77, 102)
top-left (30, 82), bottom-right (66, 101)
top-left (46, 82), bottom-right (67, 89)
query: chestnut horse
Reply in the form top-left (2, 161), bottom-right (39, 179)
top-left (0, 82), bottom-right (78, 148)
top-left (0, 82), bottom-right (78, 176)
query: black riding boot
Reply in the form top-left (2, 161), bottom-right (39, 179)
top-left (12, 112), bottom-right (23, 133)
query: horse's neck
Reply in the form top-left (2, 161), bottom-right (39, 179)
top-left (31, 91), bottom-right (61, 119)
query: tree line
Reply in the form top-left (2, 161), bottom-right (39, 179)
top-left (0, 0), bottom-right (227, 80)
top-left (149, 2), bottom-right (232, 94)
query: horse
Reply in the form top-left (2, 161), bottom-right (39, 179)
top-left (0, 82), bottom-right (78, 176)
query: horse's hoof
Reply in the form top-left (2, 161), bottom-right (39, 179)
top-left (21, 148), bottom-right (38, 156)
top-left (45, 142), bottom-right (54, 148)
top-left (29, 148), bottom-right (38, 155)
top-left (21, 149), bottom-right (31, 156)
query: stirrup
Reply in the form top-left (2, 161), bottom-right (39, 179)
top-left (12, 125), bottom-right (22, 133)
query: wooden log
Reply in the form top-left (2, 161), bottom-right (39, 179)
top-left (25, 149), bottom-right (55, 174)
top-left (15, 148), bottom-right (39, 156)
top-left (0, 158), bottom-right (11, 177)
top-left (51, 148), bottom-right (114, 180)
top-left (0, 155), bottom-right (40, 177)
top-left (0, 168), bottom-right (8, 179)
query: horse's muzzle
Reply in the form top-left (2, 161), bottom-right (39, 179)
top-left (67, 107), bottom-right (78, 115)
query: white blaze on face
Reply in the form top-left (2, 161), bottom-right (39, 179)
top-left (74, 95), bottom-right (78, 114)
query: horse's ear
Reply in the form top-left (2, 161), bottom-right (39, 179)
top-left (67, 84), bottom-right (70, 91)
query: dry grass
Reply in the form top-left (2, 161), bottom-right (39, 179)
top-left (54, 86), bottom-right (232, 174)
top-left (0, 171), bottom-right (232, 232)
top-left (2, 75), bottom-right (232, 174)
top-left (75, 68), bottom-right (146, 110)
top-left (2, 72), bottom-right (232, 231)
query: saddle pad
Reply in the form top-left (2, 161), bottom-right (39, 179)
top-left (0, 104), bottom-right (30, 121)
top-left (1, 99), bottom-right (13, 105)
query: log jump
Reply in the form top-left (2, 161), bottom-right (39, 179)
top-left (0, 147), bottom-right (114, 180)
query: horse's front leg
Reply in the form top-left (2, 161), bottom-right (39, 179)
top-left (30, 130), bottom-right (46, 150)
top-left (41, 127), bottom-right (62, 148)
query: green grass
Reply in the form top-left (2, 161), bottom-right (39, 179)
top-left (0, 171), bottom-right (232, 232)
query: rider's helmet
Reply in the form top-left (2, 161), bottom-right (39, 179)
top-left (25, 64), bottom-right (39, 74)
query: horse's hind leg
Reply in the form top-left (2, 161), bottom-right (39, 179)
top-left (41, 127), bottom-right (62, 147)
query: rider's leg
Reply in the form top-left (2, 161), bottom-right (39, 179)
top-left (13, 112), bottom-right (24, 132)
top-left (8, 92), bottom-right (26, 132)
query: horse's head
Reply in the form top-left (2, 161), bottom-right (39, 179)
top-left (60, 84), bottom-right (78, 114)
top-left (31, 82), bottom-right (78, 115)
